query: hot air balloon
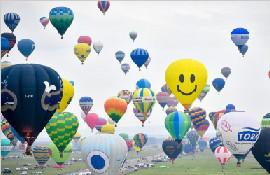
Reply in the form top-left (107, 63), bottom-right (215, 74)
top-left (133, 107), bottom-right (152, 126)
top-left (73, 132), bottom-right (81, 144)
top-left (213, 104), bottom-right (236, 129)
top-left (156, 92), bottom-right (170, 110)
top-left (32, 145), bottom-right (50, 167)
top-left (165, 111), bottom-right (191, 142)
top-left (209, 112), bottom-right (216, 124)
top-left (1, 33), bottom-right (16, 57)
top-left (79, 97), bottom-right (93, 115)
top-left (119, 133), bottom-right (129, 140)
top-left (165, 106), bottom-right (177, 115)
top-left (46, 112), bottom-right (79, 157)
top-left (129, 31), bottom-right (137, 42)
top-left (221, 67), bottom-right (231, 79)
top-left (121, 63), bottom-right (130, 75)
top-left (212, 78), bottom-right (225, 93)
top-left (56, 79), bottom-right (74, 112)
top-left (165, 59), bottom-right (208, 111)
top-left (81, 111), bottom-right (86, 121)
top-left (1, 119), bottom-right (18, 146)
top-left (1, 37), bottom-right (10, 58)
top-left (78, 36), bottom-right (92, 46)
top-left (136, 78), bottom-right (151, 89)
top-left (107, 117), bottom-right (115, 125)
top-left (49, 7), bottom-right (74, 39)
top-left (17, 39), bottom-right (35, 61)
top-left (144, 57), bottom-right (151, 69)
top-left (4, 13), bottom-right (20, 33)
top-left (261, 113), bottom-right (270, 128)
top-left (130, 48), bottom-right (149, 71)
top-left (133, 133), bottom-right (148, 150)
top-left (93, 41), bottom-right (103, 55)
top-left (252, 128), bottom-right (270, 173)
top-left (217, 111), bottom-right (261, 166)
top-left (193, 119), bottom-right (210, 137)
top-left (95, 117), bottom-right (107, 132)
top-left (125, 139), bottom-right (133, 151)
top-left (231, 28), bottom-right (249, 47)
top-left (186, 130), bottom-right (199, 146)
top-left (183, 142), bottom-right (195, 155)
top-left (49, 142), bottom-right (72, 166)
top-left (161, 84), bottom-right (172, 95)
top-left (115, 51), bottom-right (125, 64)
top-left (1, 139), bottom-right (12, 157)
top-left (188, 107), bottom-right (206, 128)
top-left (198, 138), bottom-right (207, 152)
top-left (215, 146), bottom-right (232, 168)
top-left (133, 88), bottom-right (156, 126)
top-left (104, 97), bottom-right (127, 126)
top-left (198, 84), bottom-right (210, 102)
top-left (238, 44), bottom-right (248, 57)
top-left (11, 126), bottom-right (25, 143)
top-left (74, 43), bottom-right (91, 64)
top-left (101, 124), bottom-right (115, 134)
top-left (162, 138), bottom-right (183, 164)
top-left (81, 134), bottom-right (127, 175)
top-left (1, 61), bottom-right (12, 70)
top-left (85, 113), bottom-right (99, 132)
top-left (118, 90), bottom-right (133, 105)
top-left (40, 17), bottom-right (50, 29)
top-left (167, 96), bottom-right (178, 107)
top-left (98, 1), bottom-right (110, 15)
top-left (1, 64), bottom-right (62, 155)
top-left (209, 137), bottom-right (223, 153)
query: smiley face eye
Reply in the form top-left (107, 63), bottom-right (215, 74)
top-left (190, 74), bottom-right (195, 83)
top-left (179, 74), bottom-right (184, 83)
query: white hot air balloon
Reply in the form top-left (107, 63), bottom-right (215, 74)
top-left (81, 111), bottom-right (86, 121)
top-left (81, 134), bottom-right (128, 175)
top-left (217, 111), bottom-right (260, 166)
top-left (93, 41), bottom-right (103, 55)
top-left (214, 146), bottom-right (231, 168)
top-left (144, 57), bottom-right (151, 68)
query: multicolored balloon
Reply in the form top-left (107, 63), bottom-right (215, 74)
top-left (93, 41), bottom-right (103, 55)
top-left (115, 51), bottom-right (125, 64)
top-left (198, 138), bottom-right (207, 152)
top-left (186, 130), bottom-right (199, 146)
top-left (1, 119), bottom-right (18, 146)
top-left (125, 139), bottom-right (133, 152)
top-left (212, 78), bottom-right (225, 93)
top-left (95, 117), bottom-right (107, 132)
top-left (209, 137), bottom-right (223, 153)
top-left (118, 90), bottom-right (133, 105)
top-left (1, 33), bottom-right (16, 56)
top-left (129, 31), bottom-right (137, 42)
top-left (215, 146), bottom-right (231, 167)
top-left (74, 43), bottom-right (91, 64)
top-left (40, 17), bottom-right (50, 29)
top-left (133, 133), bottom-right (148, 149)
top-left (1, 37), bottom-right (10, 58)
top-left (104, 97), bottom-right (127, 126)
top-left (167, 96), bottom-right (178, 107)
top-left (98, 1), bottom-right (110, 15)
top-left (261, 113), bottom-right (270, 128)
top-left (46, 112), bottom-right (79, 157)
top-left (213, 104), bottom-right (236, 129)
top-left (130, 48), bottom-right (149, 70)
top-left (49, 7), bottom-right (74, 39)
top-left (162, 138), bottom-right (183, 164)
top-left (1, 139), bottom-right (12, 157)
top-left (165, 59), bottom-right (208, 111)
top-left (79, 97), bottom-right (93, 115)
top-left (144, 57), bottom-right (151, 69)
top-left (194, 119), bottom-right (210, 137)
top-left (85, 113), bottom-right (99, 132)
top-left (4, 13), bottom-right (20, 33)
top-left (188, 107), bottom-right (206, 128)
top-left (133, 107), bottom-right (152, 126)
top-left (165, 111), bottom-right (191, 142)
top-left (156, 92), bottom-right (170, 109)
top-left (136, 78), bottom-right (151, 89)
top-left (72, 132), bottom-right (81, 143)
top-left (231, 28), bottom-right (249, 47)
top-left (32, 145), bottom-right (50, 167)
top-left (165, 106), bottom-right (177, 115)
top-left (17, 39), bottom-right (35, 60)
top-left (161, 84), bottom-right (172, 95)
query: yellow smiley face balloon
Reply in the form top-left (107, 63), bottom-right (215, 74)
top-left (165, 59), bottom-right (207, 110)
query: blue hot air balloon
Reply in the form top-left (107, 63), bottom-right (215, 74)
top-left (1, 139), bottom-right (12, 157)
top-left (4, 13), bottom-right (20, 33)
top-left (209, 137), bottom-right (223, 153)
top-left (238, 44), bottom-right (248, 57)
top-left (136, 79), bottom-right (151, 89)
top-left (115, 51), bottom-right (125, 64)
top-left (17, 39), bottom-right (35, 60)
top-left (231, 28), bottom-right (249, 47)
top-left (1, 37), bottom-right (10, 50)
top-left (1, 64), bottom-right (62, 155)
top-left (11, 127), bottom-right (25, 143)
top-left (198, 139), bottom-right (207, 152)
top-left (212, 78), bottom-right (225, 93)
top-left (130, 48), bottom-right (149, 71)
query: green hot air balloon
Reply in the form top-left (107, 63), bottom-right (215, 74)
top-left (48, 142), bottom-right (72, 165)
top-left (119, 133), bottom-right (129, 140)
top-left (32, 145), bottom-right (50, 168)
top-left (49, 7), bottom-right (74, 39)
top-left (46, 112), bottom-right (78, 157)
top-left (165, 111), bottom-right (191, 142)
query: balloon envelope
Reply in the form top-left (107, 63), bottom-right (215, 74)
top-left (4, 13), bottom-right (20, 32)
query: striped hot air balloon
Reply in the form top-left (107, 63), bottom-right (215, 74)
top-left (32, 145), bottom-right (50, 167)
top-left (165, 111), bottom-right (191, 142)
top-left (209, 137), bottom-right (223, 153)
top-left (98, 1), bottom-right (110, 15)
top-left (130, 48), bottom-right (149, 71)
top-left (118, 90), bottom-right (133, 105)
top-left (215, 146), bottom-right (232, 167)
top-left (79, 97), bottom-right (93, 115)
top-left (156, 92), bottom-right (170, 110)
top-left (194, 119), bottom-right (210, 137)
top-left (104, 97), bottom-right (127, 126)
top-left (133, 133), bottom-right (148, 149)
top-left (4, 13), bottom-right (20, 33)
top-left (1, 119), bottom-right (18, 146)
top-left (133, 107), bottom-right (152, 126)
top-left (189, 107), bottom-right (206, 128)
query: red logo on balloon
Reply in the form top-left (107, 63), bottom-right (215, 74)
top-left (220, 120), bottom-right (232, 132)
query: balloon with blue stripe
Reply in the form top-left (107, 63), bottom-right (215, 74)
top-left (231, 27), bottom-right (249, 47)
top-left (4, 13), bottom-right (20, 33)
top-left (136, 78), bottom-right (151, 89)
top-left (130, 48), bottom-right (149, 70)
top-left (115, 51), bottom-right (125, 64)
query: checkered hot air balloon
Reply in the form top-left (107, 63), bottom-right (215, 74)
top-left (215, 146), bottom-right (232, 168)
top-left (32, 145), bottom-right (50, 168)
top-left (118, 90), bottom-right (133, 105)
top-left (193, 119), bottom-right (210, 137)
top-left (46, 112), bottom-right (79, 157)
top-left (133, 133), bottom-right (148, 149)
top-left (189, 107), bottom-right (207, 128)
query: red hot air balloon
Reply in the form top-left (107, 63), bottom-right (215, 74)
top-left (215, 146), bottom-right (232, 168)
top-left (78, 36), bottom-right (92, 46)
top-left (85, 113), bottom-right (99, 132)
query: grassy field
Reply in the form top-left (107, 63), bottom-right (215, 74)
top-left (131, 149), bottom-right (269, 175)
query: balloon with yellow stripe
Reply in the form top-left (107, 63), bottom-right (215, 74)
top-left (56, 79), bottom-right (74, 112)
top-left (133, 88), bottom-right (156, 126)
top-left (133, 141), bottom-right (141, 154)
top-left (46, 112), bottom-right (79, 157)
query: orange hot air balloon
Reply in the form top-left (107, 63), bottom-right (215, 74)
top-left (104, 97), bottom-right (127, 126)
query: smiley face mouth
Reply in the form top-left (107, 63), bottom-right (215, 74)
top-left (177, 85), bottom-right (197, 95)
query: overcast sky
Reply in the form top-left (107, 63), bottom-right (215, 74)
top-left (1, 1), bottom-right (270, 141)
